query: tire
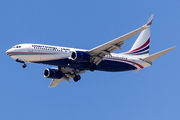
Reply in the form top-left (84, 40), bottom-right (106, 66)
top-left (90, 64), bottom-right (97, 72)
top-left (22, 64), bottom-right (27, 68)
top-left (73, 75), bottom-right (81, 82)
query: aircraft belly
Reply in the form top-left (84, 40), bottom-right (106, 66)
top-left (32, 58), bottom-right (137, 72)
top-left (33, 58), bottom-right (89, 69)
top-left (97, 60), bottom-right (137, 72)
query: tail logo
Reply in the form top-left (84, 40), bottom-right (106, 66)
top-left (126, 38), bottom-right (150, 55)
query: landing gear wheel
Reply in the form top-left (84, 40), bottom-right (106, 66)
top-left (90, 64), bottom-right (97, 72)
top-left (73, 75), bottom-right (81, 82)
top-left (22, 64), bottom-right (27, 68)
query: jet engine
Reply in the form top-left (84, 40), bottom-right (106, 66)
top-left (44, 68), bottom-right (63, 79)
top-left (71, 51), bottom-right (90, 62)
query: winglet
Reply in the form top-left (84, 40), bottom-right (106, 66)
top-left (142, 46), bottom-right (176, 62)
top-left (146, 14), bottom-right (154, 26)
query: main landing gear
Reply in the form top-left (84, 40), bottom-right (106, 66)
top-left (16, 59), bottom-right (27, 68)
top-left (72, 63), bottom-right (96, 82)
top-left (89, 64), bottom-right (97, 72)
top-left (73, 74), bottom-right (81, 82)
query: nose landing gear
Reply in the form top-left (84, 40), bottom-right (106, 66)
top-left (16, 59), bottom-right (27, 68)
top-left (22, 63), bottom-right (27, 68)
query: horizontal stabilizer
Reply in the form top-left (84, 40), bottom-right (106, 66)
top-left (142, 47), bottom-right (176, 62)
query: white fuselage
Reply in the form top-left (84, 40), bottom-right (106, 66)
top-left (6, 44), bottom-right (151, 72)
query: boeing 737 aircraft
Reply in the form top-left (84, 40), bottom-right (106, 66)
top-left (6, 15), bottom-right (175, 87)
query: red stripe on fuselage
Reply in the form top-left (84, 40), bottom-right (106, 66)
top-left (103, 57), bottom-right (144, 69)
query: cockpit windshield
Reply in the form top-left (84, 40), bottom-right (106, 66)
top-left (12, 46), bottom-right (21, 48)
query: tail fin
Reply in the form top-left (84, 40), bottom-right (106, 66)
top-left (126, 28), bottom-right (150, 58)
top-left (142, 47), bottom-right (176, 62)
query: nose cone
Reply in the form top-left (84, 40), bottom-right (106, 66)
top-left (6, 49), bottom-right (12, 56)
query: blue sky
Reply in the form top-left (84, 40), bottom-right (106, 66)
top-left (1, 0), bottom-right (180, 120)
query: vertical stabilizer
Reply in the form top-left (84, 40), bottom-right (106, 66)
top-left (126, 28), bottom-right (150, 58)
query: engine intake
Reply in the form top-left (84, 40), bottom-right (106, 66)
top-left (44, 68), bottom-right (63, 79)
top-left (71, 51), bottom-right (90, 62)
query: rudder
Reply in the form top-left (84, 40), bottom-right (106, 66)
top-left (126, 28), bottom-right (150, 58)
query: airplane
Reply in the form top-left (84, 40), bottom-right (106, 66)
top-left (6, 14), bottom-right (176, 87)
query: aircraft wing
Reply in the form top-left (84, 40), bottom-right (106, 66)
top-left (49, 78), bottom-right (65, 87)
top-left (49, 67), bottom-right (85, 87)
top-left (88, 14), bottom-right (154, 65)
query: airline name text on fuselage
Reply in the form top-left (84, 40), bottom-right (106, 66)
top-left (32, 45), bottom-right (70, 51)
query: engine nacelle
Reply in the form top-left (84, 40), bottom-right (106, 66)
top-left (71, 51), bottom-right (90, 62)
top-left (44, 68), bottom-right (63, 79)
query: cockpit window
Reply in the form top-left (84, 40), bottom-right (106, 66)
top-left (12, 46), bottom-right (21, 48)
